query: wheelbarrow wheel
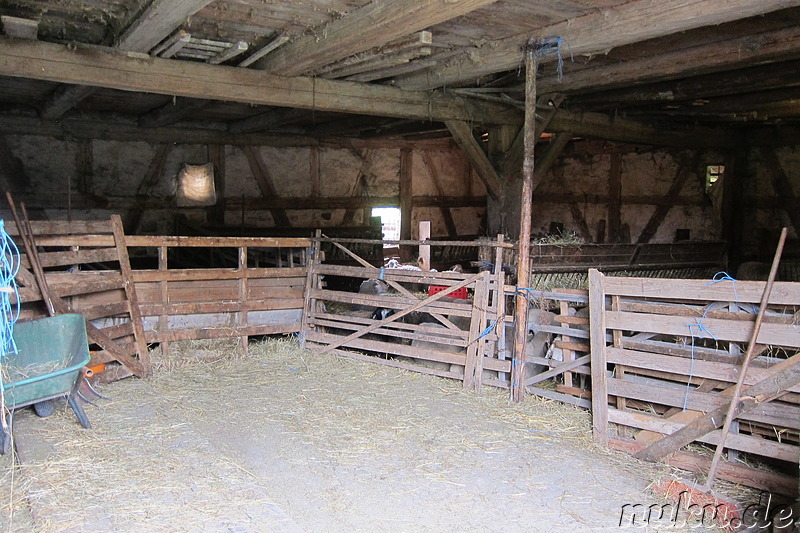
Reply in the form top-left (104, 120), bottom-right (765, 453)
top-left (33, 399), bottom-right (56, 418)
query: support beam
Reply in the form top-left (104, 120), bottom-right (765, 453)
top-left (547, 110), bottom-right (730, 148)
top-left (540, 25), bottom-right (800, 96)
top-left (0, 37), bottom-right (519, 126)
top-left (207, 144), bottom-right (226, 226)
top-left (636, 153), bottom-right (701, 244)
top-left (607, 153), bottom-right (622, 243)
top-left (127, 143), bottom-right (171, 234)
top-left (532, 132), bottom-right (571, 182)
top-left (253, 0), bottom-right (499, 76)
top-left (38, 0), bottom-right (216, 120)
top-left (502, 94), bottom-right (564, 179)
top-left (399, 148), bottom-right (413, 262)
top-left (445, 120), bottom-right (503, 201)
top-left (229, 108), bottom-right (311, 134)
top-left (393, 0), bottom-right (800, 90)
top-left (241, 146), bottom-right (292, 227)
top-left (761, 147), bottom-right (800, 235)
top-left (422, 152), bottom-right (458, 237)
top-left (0, 136), bottom-right (29, 192)
top-left (139, 97), bottom-right (213, 128)
top-left (118, 0), bottom-right (215, 52)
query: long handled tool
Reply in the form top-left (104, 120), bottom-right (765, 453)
top-left (702, 227), bottom-right (788, 490)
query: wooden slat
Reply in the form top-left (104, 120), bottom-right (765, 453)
top-left (306, 330), bottom-right (511, 373)
top-left (606, 310), bottom-right (800, 348)
top-left (607, 347), bottom-right (800, 394)
top-left (126, 235), bottom-right (311, 248)
top-left (148, 323), bottom-right (301, 343)
top-left (139, 299), bottom-right (304, 316)
top-left (131, 267), bottom-right (306, 282)
top-left (608, 408), bottom-right (797, 463)
top-left (311, 288), bottom-right (473, 318)
top-left (607, 377), bottom-right (800, 431)
top-left (603, 277), bottom-right (800, 306)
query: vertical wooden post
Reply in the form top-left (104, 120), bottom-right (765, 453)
top-left (110, 214), bottom-right (151, 375)
top-left (310, 146), bottom-right (320, 198)
top-left (238, 246), bottom-right (249, 353)
top-left (418, 220), bottom-right (431, 271)
top-left (494, 235), bottom-right (508, 382)
top-left (608, 153), bottom-right (622, 243)
top-left (399, 148), bottom-right (413, 262)
top-left (559, 300), bottom-right (574, 388)
top-left (589, 268), bottom-right (609, 445)
top-left (300, 229), bottom-right (323, 345)
top-left (611, 294), bottom-right (627, 436)
top-left (464, 270), bottom-right (490, 392)
top-left (511, 43), bottom-right (538, 402)
top-left (208, 144), bottom-right (226, 226)
top-left (158, 245), bottom-right (169, 358)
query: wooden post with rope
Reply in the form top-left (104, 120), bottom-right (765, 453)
top-left (511, 40), bottom-right (539, 402)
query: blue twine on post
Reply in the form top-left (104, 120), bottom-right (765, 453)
top-left (378, 266), bottom-right (385, 280)
top-left (681, 305), bottom-right (720, 411)
top-left (527, 36), bottom-right (573, 80)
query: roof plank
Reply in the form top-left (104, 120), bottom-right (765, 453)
top-left (394, 0), bottom-right (800, 89)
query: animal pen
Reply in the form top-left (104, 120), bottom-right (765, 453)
top-left (2, 216), bottom-right (799, 501)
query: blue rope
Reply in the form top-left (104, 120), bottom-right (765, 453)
top-left (527, 36), bottom-right (573, 80)
top-left (0, 220), bottom-right (20, 361)
top-left (477, 318), bottom-right (499, 341)
top-left (378, 266), bottom-right (385, 281)
top-left (706, 271), bottom-right (739, 303)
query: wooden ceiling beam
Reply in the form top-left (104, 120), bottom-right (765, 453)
top-left (38, 0), bottom-right (214, 120)
top-left (252, 0), bottom-right (499, 76)
top-left (546, 110), bottom-right (731, 148)
top-left (0, 37), bottom-right (519, 125)
top-left (540, 25), bottom-right (800, 97)
top-left (445, 120), bottom-right (503, 201)
top-left (568, 59), bottom-right (800, 110)
top-left (138, 97), bottom-right (213, 128)
top-left (393, 0), bottom-right (800, 90)
top-left (118, 0), bottom-right (215, 52)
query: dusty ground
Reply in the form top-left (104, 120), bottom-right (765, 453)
top-left (1, 338), bottom-right (729, 532)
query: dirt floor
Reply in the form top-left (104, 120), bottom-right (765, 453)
top-left (1, 338), bottom-right (735, 532)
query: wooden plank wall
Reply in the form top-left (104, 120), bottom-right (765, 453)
top-left (588, 269), bottom-right (800, 495)
top-left (302, 237), bottom-right (510, 391)
top-left (124, 235), bottom-right (311, 355)
top-left (6, 217), bottom-right (151, 377)
top-left (6, 220), bottom-right (312, 378)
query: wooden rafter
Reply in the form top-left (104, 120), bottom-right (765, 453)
top-left (251, 0), bottom-right (498, 76)
top-left (636, 153), bottom-right (701, 244)
top-left (0, 37), bottom-right (519, 126)
top-left (393, 0), bottom-right (800, 90)
top-left (445, 120), bottom-right (503, 201)
top-left (38, 0), bottom-right (215, 120)
top-left (421, 151), bottom-right (458, 237)
top-left (139, 98), bottom-right (213, 128)
top-left (241, 145), bottom-right (292, 227)
top-left (761, 147), bottom-right (800, 234)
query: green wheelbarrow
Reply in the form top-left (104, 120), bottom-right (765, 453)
top-left (0, 314), bottom-right (93, 455)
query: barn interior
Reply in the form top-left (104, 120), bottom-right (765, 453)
top-left (1, 1), bottom-right (800, 531)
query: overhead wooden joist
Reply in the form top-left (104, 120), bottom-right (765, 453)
top-left (0, 37), bottom-right (518, 126)
top-left (251, 0), bottom-right (499, 76)
top-left (539, 24), bottom-right (800, 96)
top-left (393, 0), bottom-right (800, 90)
top-left (39, 0), bottom-right (215, 120)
